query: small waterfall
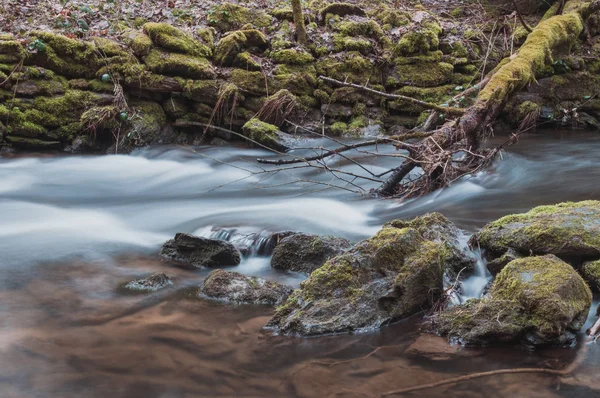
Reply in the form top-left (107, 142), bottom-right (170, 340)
top-left (458, 248), bottom-right (493, 302)
top-left (202, 227), bottom-right (290, 257)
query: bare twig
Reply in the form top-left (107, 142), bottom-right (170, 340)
top-left (318, 76), bottom-right (465, 116)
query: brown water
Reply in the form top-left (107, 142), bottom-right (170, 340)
top-left (1, 132), bottom-right (600, 397)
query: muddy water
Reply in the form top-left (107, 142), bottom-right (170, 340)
top-left (1, 131), bottom-right (599, 397)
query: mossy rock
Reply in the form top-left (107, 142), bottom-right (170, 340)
top-left (332, 34), bottom-right (373, 54)
top-left (316, 52), bottom-right (380, 84)
top-left (241, 118), bottom-right (289, 151)
top-left (332, 18), bottom-right (384, 40)
top-left (436, 255), bottom-right (592, 347)
top-left (213, 29), bottom-right (268, 66)
top-left (473, 201), bottom-right (600, 261)
top-left (230, 69), bottom-right (269, 95)
top-left (181, 79), bottom-right (220, 104)
top-left (266, 213), bottom-right (466, 336)
top-left (320, 3), bottom-right (366, 21)
top-left (271, 233), bottom-right (351, 274)
top-left (144, 49), bottom-right (215, 79)
top-left (207, 3), bottom-right (273, 32)
top-left (233, 51), bottom-right (262, 70)
top-left (162, 97), bottom-right (190, 119)
top-left (201, 269), bottom-right (292, 306)
top-left (26, 31), bottom-right (99, 78)
top-left (5, 136), bottom-right (61, 149)
top-left (270, 49), bottom-right (314, 65)
top-left (387, 62), bottom-right (454, 88)
top-left (395, 20), bottom-right (442, 55)
top-left (143, 22), bottom-right (211, 57)
top-left (122, 29), bottom-right (153, 57)
top-left (0, 40), bottom-right (25, 63)
top-left (581, 260), bottom-right (600, 291)
top-left (125, 100), bottom-right (168, 146)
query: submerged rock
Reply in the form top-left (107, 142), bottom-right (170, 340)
top-left (122, 272), bottom-right (173, 293)
top-left (200, 269), bottom-right (292, 306)
top-left (435, 255), bottom-right (592, 347)
top-left (473, 201), bottom-right (600, 264)
top-left (266, 213), bottom-right (465, 336)
top-left (270, 233), bottom-right (351, 274)
top-left (160, 233), bottom-right (241, 269)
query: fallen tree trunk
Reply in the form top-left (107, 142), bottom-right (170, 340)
top-left (377, 0), bottom-right (600, 197)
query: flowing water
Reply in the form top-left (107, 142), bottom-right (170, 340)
top-left (1, 131), bottom-right (599, 397)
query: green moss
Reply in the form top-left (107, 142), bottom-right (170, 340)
top-left (230, 69), bottom-right (269, 95)
top-left (314, 88), bottom-right (330, 104)
top-left (334, 19), bottom-right (384, 40)
top-left (476, 201), bottom-right (600, 257)
top-left (477, 9), bottom-right (585, 107)
top-left (582, 260), bottom-right (600, 291)
top-left (393, 51), bottom-right (443, 64)
top-left (333, 35), bottom-right (373, 54)
top-left (143, 22), bottom-right (211, 57)
top-left (213, 29), bottom-right (268, 66)
top-left (33, 89), bottom-right (100, 116)
top-left (329, 121), bottom-right (347, 135)
top-left (207, 3), bottom-right (273, 32)
top-left (233, 51), bottom-right (262, 71)
top-left (144, 49), bottom-right (214, 79)
top-left (395, 21), bottom-right (441, 55)
top-left (316, 52), bottom-right (379, 84)
top-left (320, 3), bottom-right (366, 20)
top-left (270, 49), bottom-right (314, 65)
top-left (242, 118), bottom-right (280, 146)
top-left (87, 79), bottom-right (114, 92)
top-left (123, 30), bottom-right (153, 57)
top-left (388, 62), bottom-right (453, 88)
top-left (0, 40), bottom-right (25, 62)
top-left (26, 31), bottom-right (99, 78)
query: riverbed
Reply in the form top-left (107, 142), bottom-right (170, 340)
top-left (1, 131), bottom-right (599, 397)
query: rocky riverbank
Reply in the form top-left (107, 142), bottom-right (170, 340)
top-left (2, 0), bottom-right (600, 153)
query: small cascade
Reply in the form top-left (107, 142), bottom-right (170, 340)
top-left (200, 227), bottom-right (291, 257)
top-left (457, 248), bottom-right (493, 303)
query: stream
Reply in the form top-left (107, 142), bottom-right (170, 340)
top-left (1, 131), bottom-right (599, 397)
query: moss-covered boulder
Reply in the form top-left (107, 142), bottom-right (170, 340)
top-left (143, 23), bottom-right (211, 57)
top-left (384, 212), bottom-right (475, 277)
top-left (582, 260), bottom-right (600, 291)
top-left (435, 255), bottom-right (592, 347)
top-left (473, 201), bottom-right (600, 263)
top-left (241, 118), bottom-right (290, 151)
top-left (144, 48), bottom-right (215, 79)
top-left (200, 269), bottom-right (292, 306)
top-left (265, 214), bottom-right (463, 336)
top-left (271, 233), bottom-right (351, 274)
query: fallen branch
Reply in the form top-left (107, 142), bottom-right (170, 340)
top-left (588, 313), bottom-right (600, 337)
top-left (318, 76), bottom-right (466, 116)
top-left (256, 131), bottom-right (432, 165)
top-left (511, 0), bottom-right (533, 32)
top-left (381, 341), bottom-right (589, 396)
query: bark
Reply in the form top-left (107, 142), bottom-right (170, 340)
top-left (291, 0), bottom-right (308, 45)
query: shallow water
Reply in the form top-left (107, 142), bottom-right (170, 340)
top-left (1, 131), bottom-right (600, 397)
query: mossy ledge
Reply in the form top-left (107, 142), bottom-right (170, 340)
top-left (2, 1), bottom-right (600, 153)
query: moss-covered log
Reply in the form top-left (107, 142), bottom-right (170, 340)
top-left (379, 0), bottom-right (600, 197)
